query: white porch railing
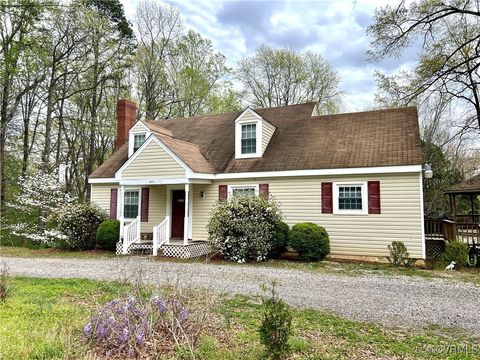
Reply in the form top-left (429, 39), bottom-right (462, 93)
top-left (122, 215), bottom-right (141, 254)
top-left (153, 216), bottom-right (170, 256)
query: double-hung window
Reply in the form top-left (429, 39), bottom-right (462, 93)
top-left (228, 185), bottom-right (258, 199)
top-left (333, 183), bottom-right (367, 215)
top-left (133, 134), bottom-right (146, 152)
top-left (124, 190), bottom-right (140, 219)
top-left (241, 124), bottom-right (256, 154)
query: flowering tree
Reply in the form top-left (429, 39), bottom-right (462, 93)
top-left (7, 172), bottom-right (75, 245)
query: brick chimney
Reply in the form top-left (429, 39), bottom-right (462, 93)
top-left (116, 99), bottom-right (137, 150)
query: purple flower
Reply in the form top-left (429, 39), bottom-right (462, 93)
top-left (179, 308), bottom-right (189, 322)
top-left (83, 322), bottom-right (92, 336)
top-left (152, 297), bottom-right (168, 314)
top-left (119, 327), bottom-right (129, 344)
top-left (136, 333), bottom-right (146, 347)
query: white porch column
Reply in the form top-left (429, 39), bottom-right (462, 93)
top-left (184, 183), bottom-right (189, 245)
top-left (119, 185), bottom-right (125, 240)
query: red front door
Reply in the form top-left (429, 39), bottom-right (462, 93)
top-left (171, 190), bottom-right (185, 238)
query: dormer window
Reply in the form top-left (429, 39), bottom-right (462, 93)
top-left (133, 133), bottom-right (146, 152)
top-left (241, 123), bottom-right (257, 154)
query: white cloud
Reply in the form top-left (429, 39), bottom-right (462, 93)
top-left (121, 0), bottom-right (416, 111)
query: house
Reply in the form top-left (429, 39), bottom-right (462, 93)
top-left (89, 99), bottom-right (425, 261)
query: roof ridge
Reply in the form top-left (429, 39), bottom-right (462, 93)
top-left (311, 106), bottom-right (417, 119)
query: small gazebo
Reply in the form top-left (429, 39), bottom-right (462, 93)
top-left (445, 173), bottom-right (480, 224)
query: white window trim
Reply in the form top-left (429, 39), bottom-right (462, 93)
top-left (235, 108), bottom-right (263, 159)
top-left (227, 184), bottom-right (259, 199)
top-left (333, 181), bottom-right (368, 215)
top-left (132, 133), bottom-right (146, 152)
top-left (123, 188), bottom-right (141, 221)
top-left (128, 121), bottom-right (151, 157)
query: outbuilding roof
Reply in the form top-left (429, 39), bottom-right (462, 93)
top-left (445, 174), bottom-right (480, 195)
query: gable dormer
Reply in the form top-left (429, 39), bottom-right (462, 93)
top-left (235, 107), bottom-right (275, 159)
top-left (128, 121), bottom-right (151, 157)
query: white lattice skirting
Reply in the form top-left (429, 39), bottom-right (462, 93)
top-left (116, 241), bottom-right (212, 258)
top-left (161, 243), bottom-right (212, 259)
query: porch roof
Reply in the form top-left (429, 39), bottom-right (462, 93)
top-left (445, 174), bottom-right (480, 195)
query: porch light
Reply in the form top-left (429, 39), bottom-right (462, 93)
top-left (423, 164), bottom-right (433, 179)
top-left (200, 190), bottom-right (205, 198)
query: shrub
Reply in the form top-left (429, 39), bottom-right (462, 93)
top-left (387, 241), bottom-right (411, 267)
top-left (58, 202), bottom-right (107, 250)
top-left (444, 240), bottom-right (468, 268)
top-left (289, 222), bottom-right (330, 261)
top-left (207, 195), bottom-right (283, 262)
top-left (269, 221), bottom-right (290, 259)
top-left (96, 219), bottom-right (120, 251)
top-left (259, 282), bottom-right (292, 360)
top-left (84, 295), bottom-right (197, 358)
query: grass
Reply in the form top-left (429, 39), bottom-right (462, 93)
top-left (0, 246), bottom-right (117, 259)
top-left (0, 277), bottom-right (479, 359)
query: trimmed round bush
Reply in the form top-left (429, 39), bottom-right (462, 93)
top-left (207, 195), bottom-right (283, 262)
top-left (58, 202), bottom-right (107, 250)
top-left (269, 221), bottom-right (290, 259)
top-left (444, 240), bottom-right (468, 268)
top-left (289, 222), bottom-right (330, 261)
top-left (96, 219), bottom-right (120, 251)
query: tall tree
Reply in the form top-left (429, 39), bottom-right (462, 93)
top-left (367, 0), bottom-right (480, 132)
top-left (236, 45), bottom-right (342, 113)
top-left (170, 30), bottom-right (230, 117)
top-left (134, 0), bottom-right (182, 120)
top-left (0, 0), bottom-right (43, 214)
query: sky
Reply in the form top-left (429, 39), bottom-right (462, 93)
top-left (121, 0), bottom-right (418, 111)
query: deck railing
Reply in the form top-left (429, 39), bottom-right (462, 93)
top-left (153, 216), bottom-right (170, 256)
top-left (455, 214), bottom-right (480, 224)
top-left (425, 218), bottom-right (479, 243)
top-left (123, 216), bottom-right (141, 254)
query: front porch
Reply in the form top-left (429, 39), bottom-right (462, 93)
top-left (116, 182), bottom-right (212, 258)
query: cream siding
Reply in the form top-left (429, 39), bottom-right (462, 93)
top-left (191, 173), bottom-right (423, 258)
top-left (122, 140), bottom-right (185, 179)
top-left (90, 184), bottom-right (117, 215)
top-left (91, 184), bottom-right (167, 233)
top-left (262, 120), bottom-right (275, 153)
top-left (139, 186), bottom-right (166, 233)
top-left (239, 111), bottom-right (258, 123)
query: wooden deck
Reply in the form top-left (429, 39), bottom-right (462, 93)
top-left (425, 219), bottom-right (480, 243)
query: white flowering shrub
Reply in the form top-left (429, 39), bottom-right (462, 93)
top-left (7, 172), bottom-right (75, 245)
top-left (58, 202), bottom-right (107, 250)
top-left (207, 195), bottom-right (283, 262)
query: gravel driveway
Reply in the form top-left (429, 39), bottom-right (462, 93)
top-left (2, 256), bottom-right (479, 333)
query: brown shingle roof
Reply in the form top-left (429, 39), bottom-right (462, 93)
top-left (445, 174), bottom-right (480, 194)
top-left (89, 103), bottom-right (422, 178)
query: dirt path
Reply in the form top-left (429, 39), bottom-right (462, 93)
top-left (2, 256), bottom-right (479, 333)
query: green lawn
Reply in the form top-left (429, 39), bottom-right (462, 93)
top-left (0, 277), bottom-right (479, 359)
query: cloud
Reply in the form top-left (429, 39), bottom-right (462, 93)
top-left (122, 0), bottom-right (416, 111)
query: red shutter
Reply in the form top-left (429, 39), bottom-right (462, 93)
top-left (259, 183), bottom-right (269, 198)
top-left (218, 185), bottom-right (228, 201)
top-left (109, 188), bottom-right (118, 219)
top-left (368, 181), bottom-right (381, 214)
top-left (321, 182), bottom-right (333, 214)
top-left (141, 187), bottom-right (149, 222)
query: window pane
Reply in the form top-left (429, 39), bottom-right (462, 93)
top-left (133, 134), bottom-right (146, 152)
top-left (338, 186), bottom-right (362, 210)
top-left (232, 187), bottom-right (256, 197)
top-left (241, 124), bottom-right (256, 154)
top-left (124, 191), bottom-right (139, 218)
